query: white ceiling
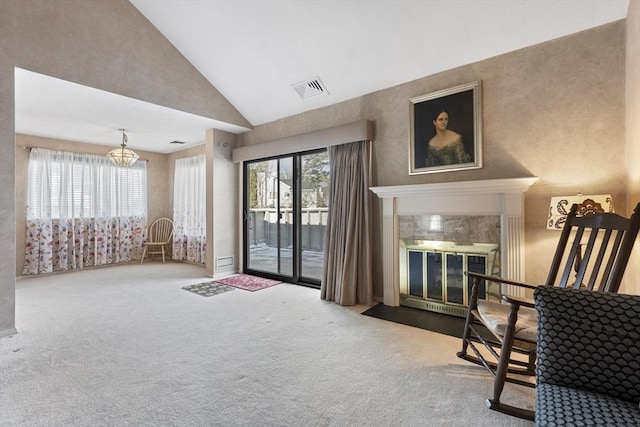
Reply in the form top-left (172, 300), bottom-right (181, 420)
top-left (15, 0), bottom-right (630, 154)
top-left (14, 68), bottom-right (250, 153)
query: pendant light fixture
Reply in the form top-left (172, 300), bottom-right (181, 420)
top-left (107, 129), bottom-right (139, 167)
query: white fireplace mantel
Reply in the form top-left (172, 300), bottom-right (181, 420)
top-left (370, 177), bottom-right (538, 306)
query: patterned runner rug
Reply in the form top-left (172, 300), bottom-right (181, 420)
top-left (182, 281), bottom-right (234, 297)
top-left (216, 274), bottom-right (281, 292)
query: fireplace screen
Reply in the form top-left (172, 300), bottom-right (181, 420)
top-left (401, 241), bottom-right (500, 317)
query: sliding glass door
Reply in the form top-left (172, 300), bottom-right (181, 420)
top-left (244, 150), bottom-right (328, 286)
top-left (245, 157), bottom-right (293, 277)
top-left (299, 151), bottom-right (329, 281)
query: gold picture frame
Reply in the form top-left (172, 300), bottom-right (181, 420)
top-left (409, 81), bottom-right (482, 175)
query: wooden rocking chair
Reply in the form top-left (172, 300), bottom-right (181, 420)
top-left (457, 201), bottom-right (640, 420)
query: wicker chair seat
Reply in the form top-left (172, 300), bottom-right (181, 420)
top-left (477, 301), bottom-right (538, 349)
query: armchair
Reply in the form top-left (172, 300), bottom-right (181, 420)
top-left (535, 286), bottom-right (640, 426)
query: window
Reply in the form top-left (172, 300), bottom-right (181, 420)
top-left (27, 149), bottom-right (147, 220)
top-left (23, 148), bottom-right (148, 274)
top-left (173, 154), bottom-right (206, 264)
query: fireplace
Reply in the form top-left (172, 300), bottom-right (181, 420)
top-left (399, 215), bottom-right (501, 317)
top-left (370, 178), bottom-right (537, 314)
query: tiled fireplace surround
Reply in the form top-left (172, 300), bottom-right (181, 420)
top-left (370, 177), bottom-right (538, 307)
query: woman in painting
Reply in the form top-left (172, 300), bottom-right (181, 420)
top-left (426, 108), bottom-right (471, 166)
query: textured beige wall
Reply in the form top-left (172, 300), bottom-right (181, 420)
top-left (240, 22), bottom-right (627, 299)
top-left (624, 1), bottom-right (640, 295)
top-left (211, 130), bottom-right (239, 278)
top-left (3, 1), bottom-right (250, 129)
top-left (15, 134), bottom-right (170, 276)
top-left (0, 0), bottom-right (250, 335)
top-left (0, 65), bottom-right (15, 335)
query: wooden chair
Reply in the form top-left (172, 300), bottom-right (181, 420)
top-left (140, 218), bottom-right (174, 263)
top-left (456, 202), bottom-right (640, 420)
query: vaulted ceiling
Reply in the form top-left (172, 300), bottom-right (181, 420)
top-left (15, 0), bottom-right (630, 153)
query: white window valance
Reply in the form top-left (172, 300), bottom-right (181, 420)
top-left (232, 119), bottom-right (375, 163)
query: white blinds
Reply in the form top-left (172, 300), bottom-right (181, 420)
top-left (26, 148), bottom-right (147, 220)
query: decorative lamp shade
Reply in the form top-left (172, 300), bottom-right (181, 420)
top-left (547, 194), bottom-right (614, 230)
top-left (107, 129), bottom-right (139, 167)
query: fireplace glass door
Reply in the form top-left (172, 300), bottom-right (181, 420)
top-left (408, 251), bottom-right (424, 297)
top-left (467, 255), bottom-right (487, 302)
top-left (445, 253), bottom-right (464, 305)
top-left (426, 252), bottom-right (443, 301)
top-left (403, 242), bottom-right (498, 317)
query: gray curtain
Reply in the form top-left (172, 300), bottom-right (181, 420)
top-left (321, 140), bottom-right (372, 306)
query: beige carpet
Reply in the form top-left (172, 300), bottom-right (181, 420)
top-left (1, 263), bottom-right (534, 426)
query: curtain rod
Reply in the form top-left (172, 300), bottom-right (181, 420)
top-left (21, 145), bottom-right (150, 162)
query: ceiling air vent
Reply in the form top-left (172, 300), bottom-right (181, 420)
top-left (292, 77), bottom-right (328, 100)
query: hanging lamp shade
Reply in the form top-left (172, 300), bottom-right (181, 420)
top-left (107, 129), bottom-right (139, 167)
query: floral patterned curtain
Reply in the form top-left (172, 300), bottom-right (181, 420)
top-left (172, 154), bottom-right (206, 264)
top-left (23, 148), bottom-right (147, 274)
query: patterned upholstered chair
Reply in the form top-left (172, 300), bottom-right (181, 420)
top-left (535, 286), bottom-right (640, 426)
top-left (457, 202), bottom-right (640, 420)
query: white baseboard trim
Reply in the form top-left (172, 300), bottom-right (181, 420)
top-left (213, 270), bottom-right (239, 281)
top-left (0, 327), bottom-right (18, 339)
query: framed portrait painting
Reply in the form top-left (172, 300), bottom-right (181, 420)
top-left (409, 81), bottom-right (482, 175)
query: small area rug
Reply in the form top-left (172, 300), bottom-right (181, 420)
top-left (182, 281), bottom-right (234, 297)
top-left (215, 274), bottom-right (281, 292)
